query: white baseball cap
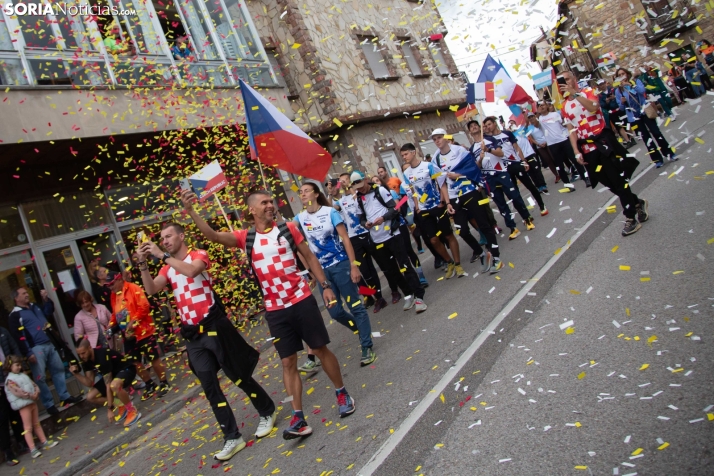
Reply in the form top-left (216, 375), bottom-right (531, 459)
top-left (431, 128), bottom-right (447, 137)
top-left (350, 171), bottom-right (365, 187)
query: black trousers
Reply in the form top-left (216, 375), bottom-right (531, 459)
top-left (186, 321), bottom-right (275, 441)
top-left (451, 190), bottom-right (500, 258)
top-left (548, 140), bottom-right (587, 184)
top-left (0, 387), bottom-right (24, 457)
top-left (633, 116), bottom-right (674, 164)
top-left (371, 235), bottom-right (425, 300)
top-left (413, 212), bottom-right (440, 259)
top-left (350, 233), bottom-right (383, 300)
top-left (524, 153), bottom-right (547, 188)
top-left (398, 224), bottom-right (420, 268)
top-left (507, 160), bottom-right (545, 210)
top-left (583, 149), bottom-right (640, 219)
top-left (535, 146), bottom-right (559, 178)
top-left (452, 204), bottom-right (486, 253)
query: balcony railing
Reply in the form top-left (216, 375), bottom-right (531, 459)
top-left (645, 0), bottom-right (698, 44)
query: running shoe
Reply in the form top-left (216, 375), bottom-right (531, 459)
top-left (584, 178), bottom-right (592, 188)
top-left (418, 248), bottom-right (425, 254)
top-left (141, 382), bottom-right (156, 401)
top-left (541, 187), bottom-right (549, 194)
top-left (403, 295), bottom-right (415, 311)
top-left (479, 251), bottom-right (493, 273)
top-left (508, 228), bottom-right (521, 240)
top-left (124, 408), bottom-right (141, 427)
top-left (668, 154), bottom-right (678, 162)
top-left (116, 406), bottom-right (128, 423)
top-left (470, 250), bottom-right (482, 263)
top-left (433, 256), bottom-right (444, 269)
top-left (563, 183), bottom-right (575, 192)
top-left (444, 262), bottom-right (456, 279)
top-left (373, 298), bottom-right (388, 313)
top-left (525, 217), bottom-right (535, 231)
top-left (336, 389), bottom-right (356, 418)
top-left (572, 173), bottom-right (580, 181)
top-left (419, 277), bottom-right (429, 287)
top-left (391, 291), bottom-right (402, 304)
top-left (636, 199), bottom-right (649, 223)
top-left (38, 440), bottom-right (58, 450)
top-left (621, 218), bottom-right (641, 237)
top-left (255, 411), bottom-right (277, 438)
top-left (555, 176), bottom-right (561, 184)
top-left (490, 257), bottom-right (504, 274)
top-left (654, 161), bottom-right (664, 168)
top-left (455, 264), bottom-right (466, 278)
top-left (298, 358), bottom-right (321, 372)
top-left (156, 382), bottom-right (171, 398)
top-left (360, 347), bottom-right (377, 366)
top-left (540, 208), bottom-right (549, 217)
top-left (5, 456), bottom-right (19, 466)
top-left (283, 415), bottom-right (313, 440)
top-left (133, 380), bottom-right (146, 390)
top-left (415, 299), bottom-right (427, 314)
top-left (364, 296), bottom-right (375, 309)
top-left (31, 449), bottom-right (42, 459)
top-left (214, 437), bottom-right (246, 460)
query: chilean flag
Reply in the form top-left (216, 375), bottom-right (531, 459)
top-left (239, 79), bottom-right (332, 181)
top-left (476, 54), bottom-right (533, 106)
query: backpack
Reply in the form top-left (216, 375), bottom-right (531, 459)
top-left (356, 184), bottom-right (400, 236)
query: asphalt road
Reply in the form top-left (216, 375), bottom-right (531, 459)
top-left (79, 99), bottom-right (714, 476)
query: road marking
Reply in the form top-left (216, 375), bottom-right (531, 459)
top-left (357, 163), bottom-right (655, 475)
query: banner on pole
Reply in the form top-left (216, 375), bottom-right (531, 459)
top-left (189, 160), bottom-right (228, 201)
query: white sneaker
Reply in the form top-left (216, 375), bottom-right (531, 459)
top-left (213, 437), bottom-right (246, 461)
top-left (414, 299), bottom-right (427, 313)
top-left (255, 412), bottom-right (277, 438)
top-left (564, 183), bottom-right (575, 191)
top-left (402, 295), bottom-right (415, 311)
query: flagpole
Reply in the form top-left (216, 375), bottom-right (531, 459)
top-left (213, 194), bottom-right (234, 232)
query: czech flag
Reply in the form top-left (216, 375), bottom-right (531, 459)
top-left (476, 54), bottom-right (533, 106)
top-left (239, 79), bottom-right (332, 181)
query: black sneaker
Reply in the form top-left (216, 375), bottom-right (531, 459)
top-left (283, 415), bottom-right (312, 440)
top-left (373, 297), bottom-right (388, 313)
top-left (363, 296), bottom-right (375, 309)
top-left (156, 383), bottom-right (171, 398)
top-left (141, 383), bottom-right (156, 401)
top-left (434, 256), bottom-right (444, 269)
top-left (391, 292), bottom-right (402, 304)
top-left (63, 395), bottom-right (83, 405)
top-left (46, 406), bottom-right (59, 416)
top-left (470, 250), bottom-right (481, 263)
top-left (622, 218), bottom-right (641, 237)
top-left (584, 177), bottom-right (592, 188)
top-left (636, 199), bottom-right (649, 223)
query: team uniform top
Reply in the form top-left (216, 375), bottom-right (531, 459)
top-left (514, 127), bottom-right (536, 157)
top-left (233, 222), bottom-right (310, 311)
top-left (158, 249), bottom-right (213, 326)
top-left (335, 194), bottom-right (368, 238)
top-left (403, 161), bottom-right (443, 209)
top-left (431, 145), bottom-right (477, 199)
top-left (295, 206), bottom-right (347, 269)
top-left (561, 88), bottom-right (607, 154)
top-left (355, 186), bottom-right (400, 244)
top-left (481, 132), bottom-right (518, 173)
top-left (538, 111), bottom-right (570, 145)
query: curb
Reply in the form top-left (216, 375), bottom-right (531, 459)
top-left (53, 386), bottom-right (202, 476)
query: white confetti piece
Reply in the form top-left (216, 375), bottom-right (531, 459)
top-left (559, 320), bottom-right (574, 330)
top-left (546, 228), bottom-right (557, 238)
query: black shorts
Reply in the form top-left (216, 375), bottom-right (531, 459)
top-left (131, 335), bottom-right (160, 363)
top-left (92, 366), bottom-right (137, 397)
top-left (416, 206), bottom-right (453, 239)
top-left (264, 295), bottom-right (330, 359)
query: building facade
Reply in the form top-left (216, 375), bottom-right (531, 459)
top-left (0, 0), bottom-right (467, 354)
top-left (530, 0), bottom-right (713, 85)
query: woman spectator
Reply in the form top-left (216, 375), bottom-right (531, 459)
top-left (73, 291), bottom-right (111, 349)
top-left (682, 55), bottom-right (705, 97)
top-left (642, 67), bottom-right (675, 120)
top-left (599, 79), bottom-right (632, 141)
top-left (696, 40), bottom-right (714, 70)
top-left (671, 65), bottom-right (694, 101)
top-left (694, 57), bottom-right (713, 90)
top-left (615, 67), bottom-right (677, 168)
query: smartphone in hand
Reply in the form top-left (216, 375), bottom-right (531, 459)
top-left (179, 178), bottom-right (192, 192)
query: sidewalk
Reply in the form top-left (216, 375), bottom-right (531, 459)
top-left (1, 317), bottom-right (276, 476)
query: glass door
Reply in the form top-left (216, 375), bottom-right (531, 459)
top-left (380, 150), bottom-right (406, 183)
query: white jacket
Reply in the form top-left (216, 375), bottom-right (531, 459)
top-left (4, 372), bottom-right (36, 411)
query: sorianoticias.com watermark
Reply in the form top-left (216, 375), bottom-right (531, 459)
top-left (2, 2), bottom-right (137, 16)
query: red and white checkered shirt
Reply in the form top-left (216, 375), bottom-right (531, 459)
top-left (159, 250), bottom-right (213, 326)
top-left (562, 87), bottom-right (607, 154)
top-left (233, 222), bottom-right (310, 311)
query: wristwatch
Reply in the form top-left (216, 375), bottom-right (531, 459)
top-left (162, 252), bottom-right (171, 262)
top-left (321, 281), bottom-right (332, 290)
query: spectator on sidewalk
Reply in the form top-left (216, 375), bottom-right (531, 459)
top-left (8, 288), bottom-right (81, 415)
top-left (1, 326), bottom-right (27, 465)
top-left (73, 291), bottom-right (111, 349)
top-left (69, 339), bottom-right (140, 427)
top-left (559, 70), bottom-right (648, 237)
top-left (139, 218), bottom-right (277, 460)
top-left (105, 271), bottom-right (170, 401)
top-left (642, 67), bottom-right (675, 120)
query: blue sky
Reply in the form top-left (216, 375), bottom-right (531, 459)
top-left (438, 0), bottom-right (559, 118)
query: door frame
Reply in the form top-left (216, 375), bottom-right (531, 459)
top-left (380, 150), bottom-right (405, 183)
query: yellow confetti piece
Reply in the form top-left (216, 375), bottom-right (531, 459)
top-left (707, 413), bottom-right (714, 421)
top-left (707, 237), bottom-right (714, 245)
top-left (611, 245), bottom-right (619, 253)
top-left (415, 466), bottom-right (422, 472)
top-left (565, 327), bottom-right (575, 335)
top-left (217, 402), bottom-right (226, 407)
top-left (440, 393), bottom-right (445, 403)
top-left (694, 137), bottom-right (705, 144)
top-left (207, 331), bottom-right (217, 336)
top-left (389, 428), bottom-right (395, 434)
top-left (632, 448), bottom-right (643, 456)
top-left (478, 198), bottom-right (490, 205)
top-left (575, 466), bottom-right (588, 470)
top-left (575, 421), bottom-right (582, 427)
top-left (570, 290), bottom-right (580, 295)
top-left (448, 313), bottom-right (458, 319)
top-left (658, 442), bottom-right (670, 450)
top-left (639, 364), bottom-right (649, 371)
top-left (595, 165), bottom-right (602, 172)
top-left (307, 387), bottom-right (314, 395)
top-left (619, 265), bottom-right (631, 271)
top-left (376, 244), bottom-right (384, 249)
top-left (558, 188), bottom-right (572, 193)
top-left (508, 262), bottom-right (514, 268)
top-left (292, 43), bottom-right (302, 49)
top-left (333, 118), bottom-right (343, 127)
top-left (577, 371), bottom-right (586, 379)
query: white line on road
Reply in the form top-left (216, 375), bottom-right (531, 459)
top-left (357, 163), bottom-right (655, 476)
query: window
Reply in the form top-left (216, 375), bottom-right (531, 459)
top-left (429, 41), bottom-right (451, 76)
top-left (399, 39), bottom-right (424, 76)
top-left (22, 194), bottom-right (112, 240)
top-left (17, 0), bottom-right (94, 50)
top-left (0, 206), bottom-right (29, 249)
top-left (0, 250), bottom-right (42, 329)
top-left (359, 36), bottom-right (390, 79)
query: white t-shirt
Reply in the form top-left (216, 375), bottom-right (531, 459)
top-left (538, 112), bottom-right (569, 145)
top-left (529, 124), bottom-right (547, 146)
top-left (334, 194), bottom-right (368, 238)
top-left (295, 206), bottom-right (347, 269)
top-left (355, 185), bottom-right (400, 244)
top-left (403, 161), bottom-right (443, 210)
top-left (514, 127), bottom-right (535, 157)
top-left (431, 145), bottom-right (477, 200)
